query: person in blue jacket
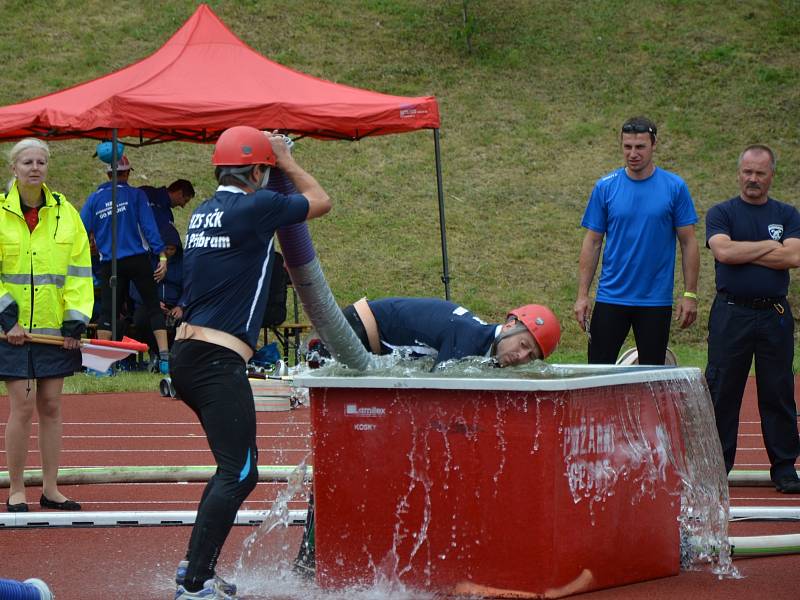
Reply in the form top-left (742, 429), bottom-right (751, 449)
top-left (80, 155), bottom-right (171, 373)
top-left (171, 126), bottom-right (331, 600)
top-left (129, 223), bottom-right (185, 368)
top-left (139, 178), bottom-right (195, 232)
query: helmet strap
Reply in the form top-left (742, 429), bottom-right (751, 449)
top-left (258, 166), bottom-right (271, 189)
top-left (490, 320), bottom-right (529, 357)
top-left (218, 165), bottom-right (258, 191)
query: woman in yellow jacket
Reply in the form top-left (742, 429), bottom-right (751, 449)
top-left (1, 138), bottom-right (93, 513)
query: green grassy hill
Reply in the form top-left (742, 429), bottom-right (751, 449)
top-left (1, 0), bottom-right (798, 368)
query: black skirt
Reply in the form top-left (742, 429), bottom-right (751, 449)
top-left (0, 340), bottom-right (82, 380)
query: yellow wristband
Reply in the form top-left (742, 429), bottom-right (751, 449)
top-left (159, 256), bottom-right (167, 262)
top-left (683, 291), bottom-right (697, 299)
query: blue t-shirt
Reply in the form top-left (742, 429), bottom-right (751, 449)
top-left (368, 297), bottom-right (499, 365)
top-left (706, 195), bottom-right (800, 297)
top-left (181, 186), bottom-right (309, 349)
top-left (581, 167), bottom-right (698, 306)
top-left (80, 181), bottom-right (165, 261)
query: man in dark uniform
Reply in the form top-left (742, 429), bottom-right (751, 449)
top-left (705, 144), bottom-right (800, 494)
top-left (332, 297), bottom-right (561, 367)
top-left (171, 126), bottom-right (331, 599)
top-left (140, 178), bottom-right (195, 232)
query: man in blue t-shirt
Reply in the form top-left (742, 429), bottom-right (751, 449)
top-left (170, 126), bottom-right (331, 600)
top-left (573, 116), bottom-right (700, 365)
top-left (139, 178), bottom-right (195, 232)
top-left (705, 144), bottom-right (800, 494)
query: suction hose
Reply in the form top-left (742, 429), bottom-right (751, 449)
top-left (268, 164), bottom-right (374, 371)
top-left (0, 578), bottom-right (53, 599)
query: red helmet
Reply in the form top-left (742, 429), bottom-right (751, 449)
top-left (212, 126), bottom-right (277, 167)
top-left (508, 304), bottom-right (561, 359)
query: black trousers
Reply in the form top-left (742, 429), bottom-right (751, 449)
top-left (170, 339), bottom-right (259, 588)
top-left (97, 253), bottom-right (166, 335)
top-left (133, 304), bottom-right (177, 355)
top-left (588, 302), bottom-right (672, 365)
top-left (705, 295), bottom-right (798, 481)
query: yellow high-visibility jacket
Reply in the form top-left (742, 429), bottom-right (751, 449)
top-left (0, 182), bottom-right (93, 336)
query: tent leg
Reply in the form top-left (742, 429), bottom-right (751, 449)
top-left (110, 128), bottom-right (119, 341)
top-left (433, 128), bottom-right (451, 300)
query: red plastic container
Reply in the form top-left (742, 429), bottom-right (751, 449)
top-left (297, 366), bottom-right (694, 598)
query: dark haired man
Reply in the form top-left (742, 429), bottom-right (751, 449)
top-left (573, 116), bottom-right (699, 365)
top-left (705, 144), bottom-right (800, 493)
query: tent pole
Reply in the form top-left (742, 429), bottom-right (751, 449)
top-left (110, 129), bottom-right (119, 341)
top-left (433, 128), bottom-right (451, 300)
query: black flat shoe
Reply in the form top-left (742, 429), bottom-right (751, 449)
top-left (6, 500), bottom-right (29, 513)
top-left (39, 494), bottom-right (81, 511)
top-left (774, 476), bottom-right (800, 494)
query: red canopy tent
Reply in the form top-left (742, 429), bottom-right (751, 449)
top-left (0, 4), bottom-right (439, 143)
top-left (0, 4), bottom-right (451, 306)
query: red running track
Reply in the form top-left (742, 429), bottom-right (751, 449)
top-left (1, 379), bottom-right (799, 599)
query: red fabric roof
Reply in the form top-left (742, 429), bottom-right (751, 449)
top-left (0, 4), bottom-right (439, 143)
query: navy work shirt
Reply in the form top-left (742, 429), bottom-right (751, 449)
top-left (182, 185), bottom-right (309, 349)
top-left (706, 195), bottom-right (800, 297)
top-left (140, 185), bottom-right (174, 231)
top-left (368, 297), bottom-right (500, 365)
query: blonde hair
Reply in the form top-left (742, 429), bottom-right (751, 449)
top-left (6, 138), bottom-right (50, 192)
top-left (9, 137), bottom-right (50, 166)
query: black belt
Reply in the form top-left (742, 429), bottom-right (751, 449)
top-left (341, 304), bottom-right (375, 354)
top-left (723, 294), bottom-right (785, 310)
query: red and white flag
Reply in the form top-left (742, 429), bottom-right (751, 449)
top-left (80, 337), bottom-right (149, 371)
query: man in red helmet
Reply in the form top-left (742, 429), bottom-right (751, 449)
top-left (309, 297), bottom-right (561, 368)
top-left (171, 126), bottom-right (330, 600)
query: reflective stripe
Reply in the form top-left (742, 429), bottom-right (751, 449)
top-left (0, 292), bottom-right (14, 313)
top-left (1, 273), bottom-right (66, 287)
top-left (30, 327), bottom-right (62, 336)
top-left (64, 309), bottom-right (90, 324)
top-left (1, 274), bottom-right (30, 285)
top-left (246, 238), bottom-right (274, 332)
top-left (67, 265), bottom-right (93, 278)
top-left (35, 274), bottom-right (66, 286)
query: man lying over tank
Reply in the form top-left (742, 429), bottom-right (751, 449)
top-left (307, 297), bottom-right (561, 369)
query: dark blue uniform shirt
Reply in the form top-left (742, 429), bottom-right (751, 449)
top-left (368, 297), bottom-right (499, 365)
top-left (182, 186), bottom-right (309, 349)
top-left (140, 185), bottom-right (174, 232)
top-left (706, 196), bottom-right (800, 297)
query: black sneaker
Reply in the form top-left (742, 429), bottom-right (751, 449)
top-left (774, 475), bottom-right (800, 494)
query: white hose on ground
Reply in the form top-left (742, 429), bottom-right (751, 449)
top-left (729, 533), bottom-right (800, 558)
top-left (0, 465), bottom-right (311, 487)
